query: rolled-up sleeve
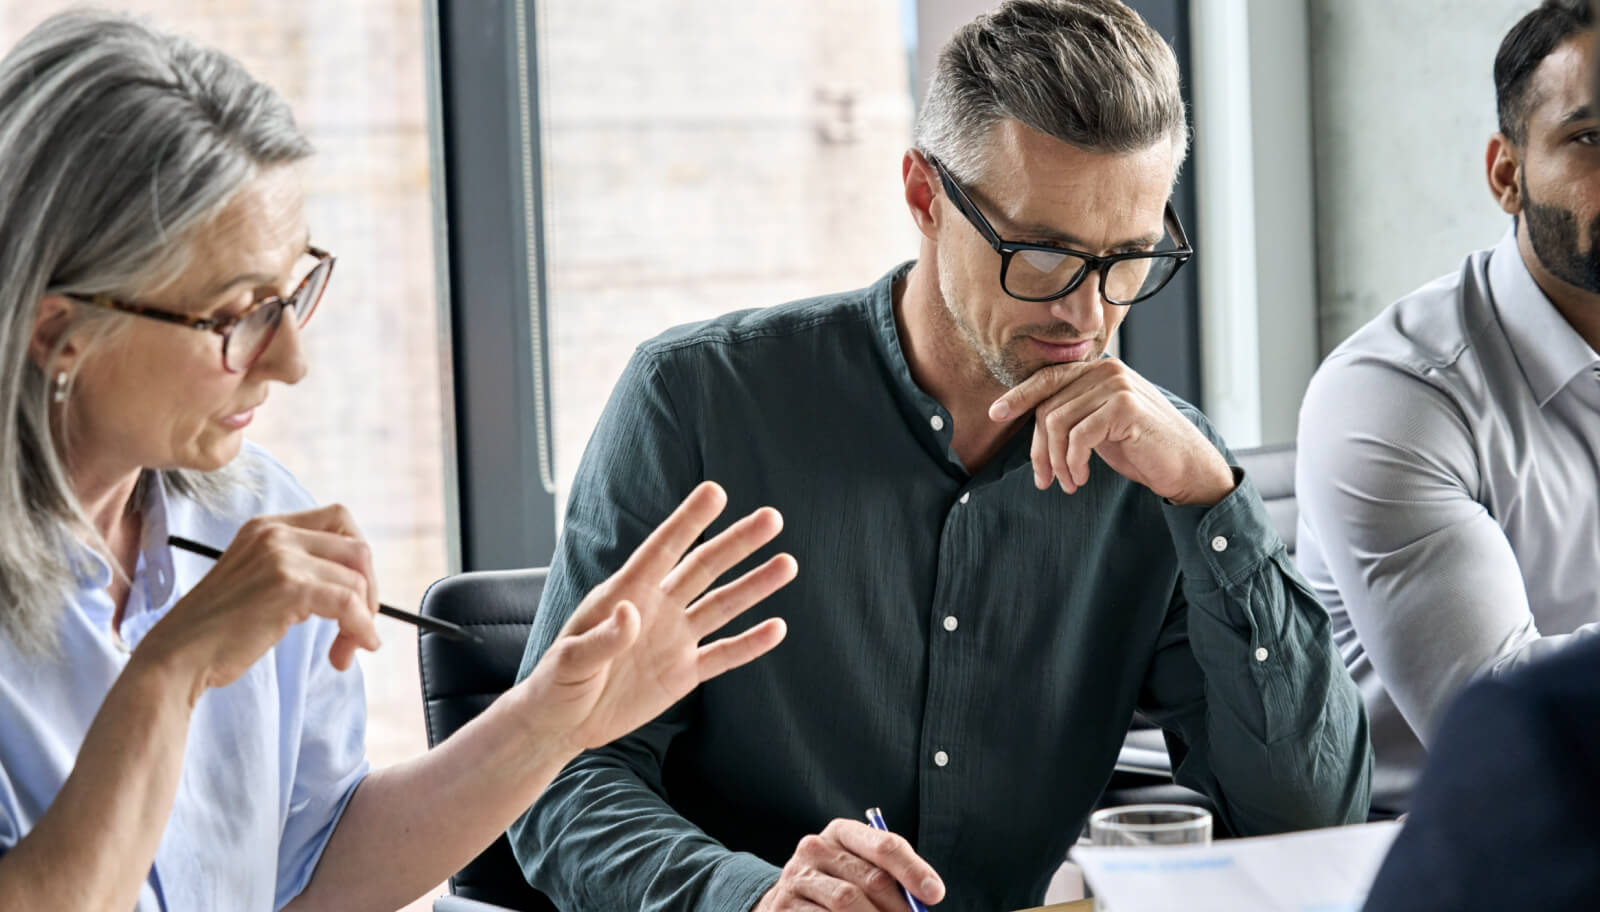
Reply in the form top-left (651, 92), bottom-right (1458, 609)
top-left (1296, 356), bottom-right (1600, 746)
top-left (1138, 412), bottom-right (1371, 834)
top-left (274, 618), bottom-right (369, 910)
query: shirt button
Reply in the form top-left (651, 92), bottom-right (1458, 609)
top-left (933, 750), bottom-right (950, 767)
top-left (959, 492), bottom-right (970, 504)
top-left (942, 615), bottom-right (959, 632)
top-left (929, 414), bottom-right (945, 431)
top-left (1211, 535), bottom-right (1229, 553)
top-left (1254, 647), bottom-right (1269, 663)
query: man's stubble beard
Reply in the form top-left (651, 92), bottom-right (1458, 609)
top-left (934, 254), bottom-right (1106, 390)
top-left (1522, 171), bottom-right (1600, 296)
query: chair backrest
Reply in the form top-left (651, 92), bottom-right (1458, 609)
top-left (418, 568), bottom-right (556, 912)
top-left (1234, 443), bottom-right (1298, 557)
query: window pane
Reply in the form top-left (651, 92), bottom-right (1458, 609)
top-left (539, 0), bottom-right (920, 509)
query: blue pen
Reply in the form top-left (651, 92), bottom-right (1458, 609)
top-left (864, 807), bottom-right (931, 912)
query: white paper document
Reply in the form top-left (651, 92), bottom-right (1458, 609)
top-left (1071, 820), bottom-right (1402, 912)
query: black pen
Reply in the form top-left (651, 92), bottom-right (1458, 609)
top-left (167, 534), bottom-right (480, 643)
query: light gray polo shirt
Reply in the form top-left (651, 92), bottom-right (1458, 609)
top-left (1297, 227), bottom-right (1600, 811)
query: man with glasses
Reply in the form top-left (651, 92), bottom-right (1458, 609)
top-left (512, 2), bottom-right (1369, 910)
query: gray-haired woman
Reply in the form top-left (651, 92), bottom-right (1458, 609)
top-left (0, 11), bottom-right (794, 910)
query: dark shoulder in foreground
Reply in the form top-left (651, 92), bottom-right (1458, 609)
top-left (1362, 637), bottom-right (1600, 912)
top-left (1487, 634), bottom-right (1600, 706)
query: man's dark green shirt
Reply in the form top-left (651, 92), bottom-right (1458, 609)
top-left (510, 264), bottom-right (1371, 912)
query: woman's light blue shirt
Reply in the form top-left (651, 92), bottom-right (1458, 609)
top-left (0, 443), bottom-right (369, 910)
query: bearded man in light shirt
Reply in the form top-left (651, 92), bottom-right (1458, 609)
top-left (1296, 0), bottom-right (1600, 816)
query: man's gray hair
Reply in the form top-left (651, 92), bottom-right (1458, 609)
top-left (0, 11), bottom-right (311, 654)
top-left (915, 0), bottom-right (1189, 184)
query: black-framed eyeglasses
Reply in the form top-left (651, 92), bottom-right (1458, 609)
top-left (65, 245), bottom-right (335, 373)
top-left (925, 154), bottom-right (1192, 306)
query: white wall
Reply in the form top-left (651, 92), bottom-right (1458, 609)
top-left (1309, 0), bottom-right (1528, 352)
top-left (1190, 0), bottom-right (1322, 447)
top-left (1194, 0), bottom-right (1535, 443)
top-left (914, 0), bottom-right (991, 103)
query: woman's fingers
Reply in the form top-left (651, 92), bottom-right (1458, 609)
top-left (660, 506), bottom-right (784, 604)
top-left (619, 482), bottom-right (728, 582)
top-left (696, 617), bottom-right (787, 682)
top-left (552, 486), bottom-right (726, 643)
top-left (684, 553), bottom-right (797, 638)
top-left (234, 509), bottom-right (380, 614)
top-left (281, 502), bottom-right (367, 539)
top-left (327, 633), bottom-right (360, 672)
top-left (549, 601), bottom-right (641, 685)
top-left (300, 572), bottom-right (382, 653)
top-left (244, 527), bottom-right (382, 653)
top-left (272, 523), bottom-right (379, 617)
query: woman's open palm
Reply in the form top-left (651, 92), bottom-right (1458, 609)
top-left (522, 482), bottom-right (794, 753)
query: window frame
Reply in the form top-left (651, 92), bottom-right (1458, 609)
top-left (425, 0), bottom-right (558, 571)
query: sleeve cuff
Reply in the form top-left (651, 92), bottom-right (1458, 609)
top-left (1162, 467), bottom-right (1284, 593)
top-left (705, 851), bottom-right (782, 912)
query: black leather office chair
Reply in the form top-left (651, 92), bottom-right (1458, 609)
top-left (1239, 442), bottom-right (1298, 558)
top-left (1100, 443), bottom-right (1300, 816)
top-left (418, 568), bottom-right (556, 912)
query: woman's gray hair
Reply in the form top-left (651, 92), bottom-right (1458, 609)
top-left (0, 10), bottom-right (312, 653)
top-left (915, 0), bottom-right (1189, 185)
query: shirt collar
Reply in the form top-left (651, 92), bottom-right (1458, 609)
top-left (134, 471), bottom-right (177, 613)
top-left (67, 536), bottom-right (112, 591)
top-left (1489, 225), bottom-right (1600, 408)
top-left (65, 471), bottom-right (177, 608)
top-left (867, 262), bottom-right (927, 399)
top-left (865, 260), bottom-right (1037, 481)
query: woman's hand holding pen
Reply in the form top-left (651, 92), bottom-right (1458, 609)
top-left (754, 819), bottom-right (946, 911)
top-left (516, 481), bottom-right (796, 757)
top-left (137, 505), bottom-right (382, 705)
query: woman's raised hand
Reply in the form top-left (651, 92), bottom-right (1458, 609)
top-left (520, 482), bottom-right (795, 754)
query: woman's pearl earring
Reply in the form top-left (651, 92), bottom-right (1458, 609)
top-left (52, 371), bottom-right (67, 404)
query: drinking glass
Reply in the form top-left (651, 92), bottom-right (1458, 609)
top-left (1087, 804), bottom-right (1212, 911)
